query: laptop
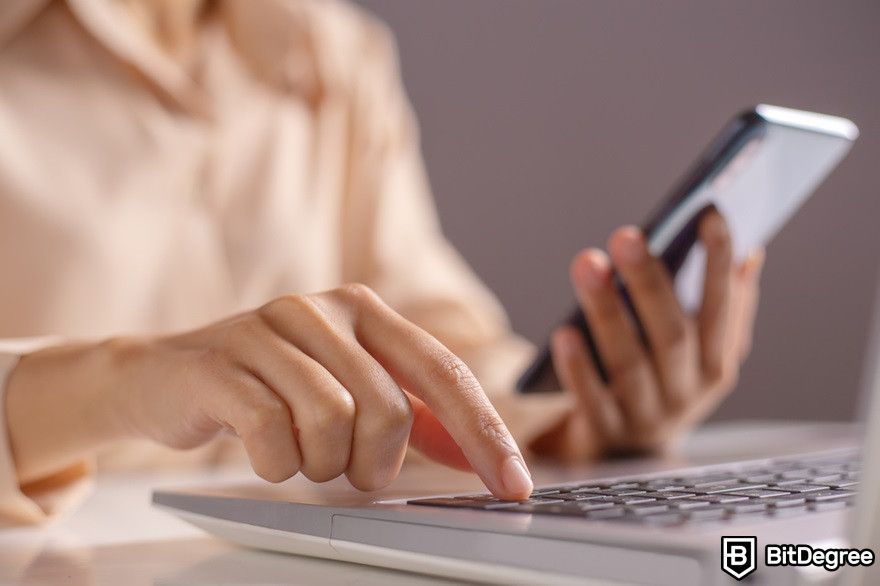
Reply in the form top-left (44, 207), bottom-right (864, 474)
top-left (153, 297), bottom-right (880, 586)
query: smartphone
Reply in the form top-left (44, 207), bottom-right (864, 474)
top-left (517, 104), bottom-right (858, 393)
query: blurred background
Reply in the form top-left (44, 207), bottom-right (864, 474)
top-left (355, 0), bottom-right (880, 422)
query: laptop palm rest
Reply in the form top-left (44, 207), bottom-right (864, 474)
top-left (329, 514), bottom-right (702, 585)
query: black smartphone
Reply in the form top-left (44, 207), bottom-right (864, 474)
top-left (517, 105), bottom-right (858, 393)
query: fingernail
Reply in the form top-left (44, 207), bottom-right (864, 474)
top-left (501, 456), bottom-right (533, 498)
top-left (617, 228), bottom-right (646, 264)
top-left (576, 250), bottom-right (609, 291)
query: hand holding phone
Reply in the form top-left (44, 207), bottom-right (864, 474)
top-left (530, 212), bottom-right (765, 460)
top-left (519, 105), bottom-right (858, 394)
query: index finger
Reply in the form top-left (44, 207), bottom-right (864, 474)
top-left (355, 294), bottom-right (533, 500)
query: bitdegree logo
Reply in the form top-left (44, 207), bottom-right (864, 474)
top-left (721, 536), bottom-right (876, 579)
top-left (721, 536), bottom-right (757, 580)
top-left (765, 544), bottom-right (875, 572)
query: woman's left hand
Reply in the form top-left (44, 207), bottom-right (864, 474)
top-left (531, 209), bottom-right (764, 460)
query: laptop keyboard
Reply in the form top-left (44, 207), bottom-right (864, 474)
top-left (407, 451), bottom-right (860, 527)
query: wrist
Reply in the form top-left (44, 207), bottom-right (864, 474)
top-left (4, 338), bottom-right (140, 483)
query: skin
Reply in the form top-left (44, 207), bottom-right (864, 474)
top-left (533, 210), bottom-right (764, 461)
top-left (6, 284), bottom-right (533, 499)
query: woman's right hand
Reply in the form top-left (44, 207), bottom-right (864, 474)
top-left (6, 284), bottom-right (533, 499)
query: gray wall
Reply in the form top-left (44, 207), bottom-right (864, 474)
top-left (356, 0), bottom-right (880, 421)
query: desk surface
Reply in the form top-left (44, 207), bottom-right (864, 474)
top-left (0, 420), bottom-right (858, 586)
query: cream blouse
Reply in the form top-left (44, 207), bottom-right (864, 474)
top-left (0, 0), bottom-right (572, 525)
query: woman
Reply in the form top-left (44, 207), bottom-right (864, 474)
top-left (0, 0), bottom-right (763, 525)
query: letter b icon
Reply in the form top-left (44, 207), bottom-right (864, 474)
top-left (721, 536), bottom-right (757, 580)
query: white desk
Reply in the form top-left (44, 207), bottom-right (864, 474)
top-left (0, 420), bottom-right (858, 586)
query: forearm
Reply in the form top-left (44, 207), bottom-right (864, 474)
top-left (4, 340), bottom-right (131, 485)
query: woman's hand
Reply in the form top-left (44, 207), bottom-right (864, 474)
top-left (6, 285), bottom-right (533, 499)
top-left (533, 210), bottom-right (764, 460)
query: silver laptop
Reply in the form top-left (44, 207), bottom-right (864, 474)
top-left (154, 296), bottom-right (880, 586)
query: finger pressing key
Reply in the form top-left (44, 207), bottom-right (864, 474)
top-left (355, 294), bottom-right (533, 500)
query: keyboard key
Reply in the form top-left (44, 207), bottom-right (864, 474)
top-left (546, 493), bottom-right (596, 502)
top-left (575, 488), bottom-right (648, 497)
top-left (527, 498), bottom-right (565, 506)
top-left (688, 507), bottom-right (729, 520)
top-left (670, 500), bottom-right (711, 511)
top-left (569, 494), bottom-right (617, 503)
top-left (643, 491), bottom-right (697, 500)
top-left (482, 501), bottom-right (528, 510)
top-left (530, 488), bottom-right (561, 497)
top-left (585, 507), bottom-right (627, 519)
top-left (743, 473), bottom-right (777, 483)
top-left (578, 501), bottom-right (617, 511)
top-left (614, 496), bottom-right (657, 505)
top-left (688, 494), bottom-right (747, 504)
top-left (509, 504), bottom-right (584, 516)
top-left (725, 501), bottom-right (768, 514)
top-left (805, 489), bottom-right (856, 502)
top-left (625, 503), bottom-right (670, 515)
top-left (724, 488), bottom-right (792, 499)
top-left (676, 474), bottom-right (738, 487)
top-left (811, 474), bottom-right (845, 484)
top-left (764, 494), bottom-right (807, 508)
top-left (695, 482), bottom-right (768, 494)
top-left (770, 483), bottom-right (829, 493)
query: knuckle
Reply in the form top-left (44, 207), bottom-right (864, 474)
top-left (259, 293), bottom-right (309, 321)
top-left (241, 392), bottom-right (288, 432)
top-left (337, 282), bottom-right (380, 310)
top-left (374, 395), bottom-right (414, 432)
top-left (428, 353), bottom-right (481, 394)
top-left (232, 314), bottom-right (267, 343)
top-left (311, 390), bottom-right (356, 431)
top-left (474, 410), bottom-right (514, 450)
